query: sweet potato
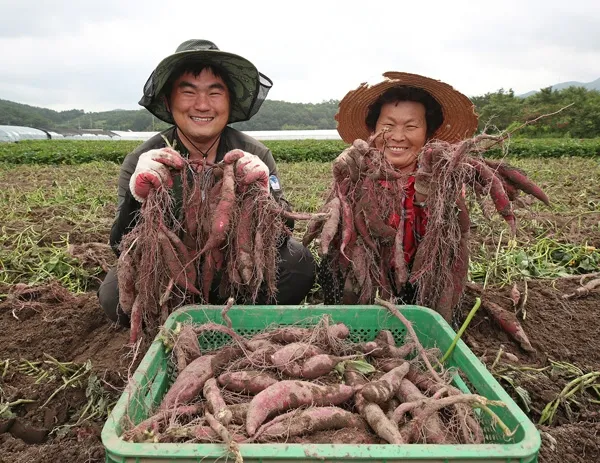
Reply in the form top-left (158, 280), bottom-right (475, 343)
top-left (218, 370), bottom-right (279, 394)
top-left (210, 346), bottom-right (243, 373)
top-left (354, 209), bottom-right (378, 252)
top-left (117, 247), bottom-right (136, 315)
top-left (203, 377), bottom-right (232, 425)
top-left (201, 163), bottom-right (236, 254)
top-left (236, 195), bottom-right (255, 285)
top-left (338, 185), bottom-right (356, 258)
top-left (271, 343), bottom-right (324, 369)
top-left (374, 330), bottom-right (416, 358)
top-left (129, 294), bottom-right (142, 344)
top-left (483, 300), bottom-right (535, 352)
top-left (469, 158), bottom-right (516, 234)
top-left (255, 406), bottom-right (367, 441)
top-left (360, 363), bottom-right (410, 405)
top-left (485, 160), bottom-right (550, 206)
top-left (158, 228), bottom-right (201, 295)
top-left (319, 197), bottom-right (341, 256)
top-left (351, 242), bottom-right (369, 287)
top-left (245, 381), bottom-right (355, 435)
top-left (124, 403), bottom-right (203, 442)
top-left (254, 323), bottom-right (349, 345)
top-left (172, 323), bottom-right (201, 372)
top-left (396, 378), bottom-right (447, 444)
top-left (435, 196), bottom-right (470, 320)
top-left (254, 327), bottom-right (309, 343)
top-left (300, 354), bottom-right (355, 380)
top-left (343, 366), bottom-right (405, 444)
top-left (302, 215), bottom-right (325, 247)
top-left (393, 220), bottom-right (408, 290)
top-left (358, 178), bottom-right (397, 242)
top-left (360, 401), bottom-right (405, 444)
top-left (159, 355), bottom-right (215, 409)
top-left (405, 367), bottom-right (484, 444)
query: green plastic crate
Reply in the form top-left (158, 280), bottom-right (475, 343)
top-left (102, 305), bottom-right (541, 462)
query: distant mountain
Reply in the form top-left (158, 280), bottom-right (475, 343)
top-left (0, 98), bottom-right (340, 132)
top-left (518, 77), bottom-right (600, 98)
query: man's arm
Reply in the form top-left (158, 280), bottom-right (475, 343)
top-left (109, 151), bottom-right (141, 255)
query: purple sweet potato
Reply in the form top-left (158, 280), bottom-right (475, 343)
top-left (246, 381), bottom-right (354, 435)
top-left (159, 355), bottom-right (215, 409)
top-left (218, 370), bottom-right (279, 394)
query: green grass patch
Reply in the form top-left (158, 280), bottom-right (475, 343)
top-left (0, 157), bottom-right (598, 291)
top-left (1, 138), bottom-right (599, 165)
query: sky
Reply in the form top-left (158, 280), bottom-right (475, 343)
top-left (1, 0), bottom-right (599, 113)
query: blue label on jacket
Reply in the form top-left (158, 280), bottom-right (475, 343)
top-left (269, 175), bottom-right (281, 191)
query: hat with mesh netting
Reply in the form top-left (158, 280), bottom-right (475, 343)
top-left (139, 39), bottom-right (272, 124)
top-left (335, 71), bottom-right (478, 144)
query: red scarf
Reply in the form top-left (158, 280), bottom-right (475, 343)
top-left (379, 176), bottom-right (428, 264)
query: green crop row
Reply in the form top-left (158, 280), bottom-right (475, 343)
top-left (1, 137), bottom-right (599, 165)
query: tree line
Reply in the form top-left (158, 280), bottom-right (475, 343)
top-left (2, 85), bottom-right (600, 137)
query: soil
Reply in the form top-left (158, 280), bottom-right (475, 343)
top-left (1, 170), bottom-right (599, 462)
top-left (1, 278), bottom-right (598, 462)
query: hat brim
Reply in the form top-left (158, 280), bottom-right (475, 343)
top-left (335, 72), bottom-right (478, 144)
top-left (139, 49), bottom-right (271, 124)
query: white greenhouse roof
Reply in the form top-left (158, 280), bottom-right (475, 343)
top-left (1, 126), bottom-right (343, 143)
top-left (0, 125), bottom-right (48, 142)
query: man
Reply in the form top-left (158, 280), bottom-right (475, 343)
top-left (99, 39), bottom-right (315, 325)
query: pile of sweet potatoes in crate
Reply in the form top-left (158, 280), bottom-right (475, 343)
top-left (123, 303), bottom-right (509, 450)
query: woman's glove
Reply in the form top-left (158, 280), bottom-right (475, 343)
top-left (413, 147), bottom-right (434, 198)
top-left (129, 147), bottom-right (185, 202)
top-left (332, 139), bottom-right (370, 182)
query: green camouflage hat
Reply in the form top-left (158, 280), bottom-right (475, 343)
top-left (139, 39), bottom-right (273, 124)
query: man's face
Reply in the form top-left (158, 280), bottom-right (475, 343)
top-left (167, 69), bottom-right (230, 147)
top-left (374, 100), bottom-right (428, 173)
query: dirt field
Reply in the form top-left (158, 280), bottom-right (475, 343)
top-left (0, 158), bottom-right (599, 462)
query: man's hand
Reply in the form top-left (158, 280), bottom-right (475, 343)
top-left (234, 151), bottom-right (270, 190)
top-left (332, 139), bottom-right (370, 182)
top-left (129, 147), bottom-right (185, 202)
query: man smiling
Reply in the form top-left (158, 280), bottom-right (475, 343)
top-left (98, 40), bottom-right (316, 326)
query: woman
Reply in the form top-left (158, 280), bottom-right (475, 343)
top-left (309, 71), bottom-right (543, 321)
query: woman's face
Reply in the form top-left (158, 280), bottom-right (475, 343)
top-left (374, 100), bottom-right (428, 173)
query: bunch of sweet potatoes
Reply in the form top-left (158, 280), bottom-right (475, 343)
top-left (123, 314), bottom-right (496, 448)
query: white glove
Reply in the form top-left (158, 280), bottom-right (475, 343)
top-left (233, 151), bottom-right (270, 191)
top-left (129, 147), bottom-right (185, 202)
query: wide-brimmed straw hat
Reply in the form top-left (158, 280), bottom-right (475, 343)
top-left (139, 39), bottom-right (273, 124)
top-left (335, 71), bottom-right (478, 144)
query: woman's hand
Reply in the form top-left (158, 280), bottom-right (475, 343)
top-left (414, 147), bottom-right (435, 200)
top-left (332, 139), bottom-right (370, 182)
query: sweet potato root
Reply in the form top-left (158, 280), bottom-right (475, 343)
top-left (483, 300), bottom-right (535, 352)
top-left (159, 355), bottom-right (215, 409)
top-left (218, 371), bottom-right (279, 394)
top-left (360, 363), bottom-right (410, 405)
top-left (246, 381), bottom-right (354, 435)
top-left (203, 377), bottom-right (232, 425)
top-left (395, 378), bottom-right (448, 444)
top-left (255, 406), bottom-right (367, 441)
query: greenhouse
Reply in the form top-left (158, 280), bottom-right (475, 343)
top-left (0, 125), bottom-right (49, 142)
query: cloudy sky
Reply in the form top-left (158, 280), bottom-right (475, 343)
top-left (1, 0), bottom-right (598, 112)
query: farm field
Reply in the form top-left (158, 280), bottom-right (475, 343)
top-left (0, 142), bottom-right (599, 462)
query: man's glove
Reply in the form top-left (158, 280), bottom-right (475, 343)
top-left (332, 139), bottom-right (370, 182)
top-left (129, 147), bottom-right (185, 202)
top-left (234, 151), bottom-right (270, 191)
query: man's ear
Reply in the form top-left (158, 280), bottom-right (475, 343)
top-left (163, 94), bottom-right (170, 113)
